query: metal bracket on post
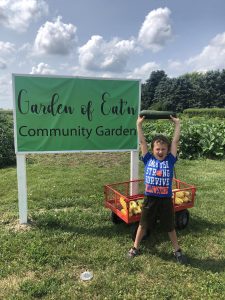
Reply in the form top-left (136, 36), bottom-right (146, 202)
top-left (130, 150), bottom-right (139, 196)
top-left (16, 154), bottom-right (28, 224)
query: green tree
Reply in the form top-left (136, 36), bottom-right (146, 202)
top-left (189, 70), bottom-right (225, 108)
top-left (181, 72), bottom-right (201, 108)
top-left (141, 70), bottom-right (167, 109)
top-left (213, 69), bottom-right (225, 107)
top-left (0, 111), bottom-right (15, 167)
top-left (153, 76), bottom-right (193, 112)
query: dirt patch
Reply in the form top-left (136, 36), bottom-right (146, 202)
top-left (4, 218), bottom-right (35, 232)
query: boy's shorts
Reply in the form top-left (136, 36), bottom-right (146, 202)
top-left (139, 195), bottom-right (175, 232)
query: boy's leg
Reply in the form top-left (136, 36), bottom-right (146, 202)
top-left (128, 224), bottom-right (146, 258)
top-left (168, 229), bottom-right (187, 264)
top-left (136, 196), bottom-right (158, 247)
top-left (128, 196), bottom-right (157, 258)
top-left (161, 198), bottom-right (187, 264)
top-left (168, 229), bottom-right (180, 252)
top-left (134, 224), bottom-right (146, 249)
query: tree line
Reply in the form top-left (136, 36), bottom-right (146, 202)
top-left (141, 69), bottom-right (225, 112)
top-left (0, 111), bottom-right (15, 167)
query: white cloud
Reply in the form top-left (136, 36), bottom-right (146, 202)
top-left (78, 35), bottom-right (137, 72)
top-left (0, 41), bottom-right (15, 55)
top-left (0, 41), bottom-right (15, 69)
top-left (138, 7), bottom-right (172, 52)
top-left (168, 59), bottom-right (182, 69)
top-left (18, 43), bottom-right (32, 53)
top-left (166, 59), bottom-right (184, 75)
top-left (30, 62), bottom-right (56, 74)
top-left (0, 0), bottom-right (48, 32)
top-left (0, 74), bottom-right (12, 109)
top-left (34, 16), bottom-right (77, 55)
top-left (187, 32), bottom-right (225, 72)
top-left (128, 62), bottom-right (160, 81)
top-left (0, 59), bottom-right (7, 69)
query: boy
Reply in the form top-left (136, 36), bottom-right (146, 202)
top-left (128, 115), bottom-right (187, 264)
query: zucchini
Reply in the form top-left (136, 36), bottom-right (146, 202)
top-left (139, 110), bottom-right (177, 120)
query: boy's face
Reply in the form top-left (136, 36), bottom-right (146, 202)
top-left (152, 141), bottom-right (168, 161)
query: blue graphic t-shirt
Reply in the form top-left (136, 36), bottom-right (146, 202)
top-left (142, 152), bottom-right (177, 197)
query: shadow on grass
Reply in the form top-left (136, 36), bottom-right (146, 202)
top-left (152, 250), bottom-right (225, 273)
top-left (30, 213), bottom-right (224, 273)
top-left (184, 215), bottom-right (225, 233)
top-left (142, 216), bottom-right (225, 274)
top-left (30, 211), bottom-right (224, 236)
top-left (30, 213), bottom-right (133, 239)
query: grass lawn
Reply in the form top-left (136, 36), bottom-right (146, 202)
top-left (0, 153), bottom-right (224, 299)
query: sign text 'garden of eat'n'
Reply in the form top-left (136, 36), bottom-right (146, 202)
top-left (13, 75), bottom-right (140, 153)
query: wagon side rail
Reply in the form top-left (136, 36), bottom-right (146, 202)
top-left (104, 181), bottom-right (145, 223)
top-left (104, 178), bottom-right (197, 224)
top-left (172, 178), bottom-right (196, 212)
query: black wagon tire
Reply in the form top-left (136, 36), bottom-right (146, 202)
top-left (111, 212), bottom-right (123, 224)
top-left (175, 209), bottom-right (190, 230)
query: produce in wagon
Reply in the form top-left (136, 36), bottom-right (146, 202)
top-left (121, 208), bottom-right (127, 215)
top-left (136, 198), bottom-right (144, 206)
top-left (120, 197), bottom-right (127, 210)
top-left (129, 201), bottom-right (142, 215)
top-left (120, 197), bottom-right (129, 215)
top-left (173, 189), bottom-right (191, 205)
top-left (175, 197), bottom-right (184, 204)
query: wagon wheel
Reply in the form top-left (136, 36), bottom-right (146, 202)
top-left (175, 209), bottom-right (190, 230)
top-left (111, 211), bottom-right (123, 224)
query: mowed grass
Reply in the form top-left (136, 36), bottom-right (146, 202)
top-left (0, 153), bottom-right (224, 299)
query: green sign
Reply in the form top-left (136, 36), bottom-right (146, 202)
top-left (13, 75), bottom-right (140, 153)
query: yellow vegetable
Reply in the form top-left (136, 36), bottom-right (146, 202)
top-left (120, 197), bottom-right (127, 210)
top-left (136, 199), bottom-right (144, 206)
top-left (182, 196), bottom-right (189, 203)
top-left (176, 191), bottom-right (185, 198)
top-left (128, 201), bottom-right (135, 217)
top-left (133, 206), bottom-right (142, 214)
top-left (175, 197), bottom-right (183, 205)
top-left (129, 201), bottom-right (136, 208)
top-left (129, 200), bottom-right (142, 215)
top-left (121, 208), bottom-right (127, 215)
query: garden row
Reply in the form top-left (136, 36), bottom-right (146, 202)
top-left (183, 108), bottom-right (225, 118)
top-left (0, 111), bottom-right (15, 167)
top-left (1, 111), bottom-right (225, 167)
top-left (143, 117), bottom-right (225, 159)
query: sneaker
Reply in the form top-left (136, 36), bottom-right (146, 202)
top-left (174, 249), bottom-right (187, 265)
top-left (128, 247), bottom-right (141, 258)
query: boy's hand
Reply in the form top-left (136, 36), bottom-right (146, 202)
top-left (136, 115), bottom-right (148, 156)
top-left (170, 115), bottom-right (180, 125)
top-left (137, 115), bottom-right (145, 126)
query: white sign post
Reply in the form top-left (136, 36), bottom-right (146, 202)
top-left (16, 154), bottom-right (28, 224)
top-left (130, 150), bottom-right (139, 195)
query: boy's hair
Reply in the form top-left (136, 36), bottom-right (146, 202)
top-left (151, 134), bottom-right (171, 151)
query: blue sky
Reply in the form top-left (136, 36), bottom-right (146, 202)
top-left (1, 0), bottom-right (225, 109)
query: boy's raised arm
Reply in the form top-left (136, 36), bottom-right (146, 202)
top-left (137, 116), bottom-right (148, 157)
top-left (170, 116), bottom-right (181, 157)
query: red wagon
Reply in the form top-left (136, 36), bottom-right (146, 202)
top-left (104, 178), bottom-right (196, 232)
